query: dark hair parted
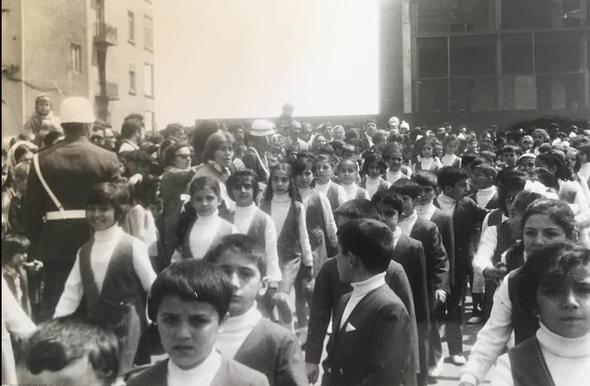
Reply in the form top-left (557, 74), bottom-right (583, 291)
top-left (204, 234), bottom-right (267, 278)
top-left (337, 218), bottom-right (394, 274)
top-left (497, 169), bottom-right (528, 215)
top-left (371, 190), bottom-right (404, 215)
top-left (121, 119), bottom-right (142, 139)
top-left (334, 198), bottom-right (380, 221)
top-left (521, 199), bottom-right (577, 240)
top-left (226, 170), bottom-right (260, 203)
top-left (361, 152), bottom-right (387, 176)
top-left (437, 166), bottom-right (469, 189)
top-left (2, 234), bottom-right (30, 265)
top-left (263, 162), bottom-right (301, 202)
top-left (518, 242), bottom-right (590, 317)
top-left (163, 142), bottom-right (192, 168)
top-left (86, 182), bottom-right (130, 222)
top-left (390, 178), bottom-right (422, 200)
top-left (24, 316), bottom-right (119, 385)
top-left (412, 170), bottom-right (438, 189)
top-left (148, 260), bottom-right (233, 321)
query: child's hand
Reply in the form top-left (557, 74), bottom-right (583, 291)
top-left (23, 260), bottom-right (43, 272)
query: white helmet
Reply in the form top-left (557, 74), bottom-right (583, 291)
top-left (59, 97), bottom-right (95, 124)
top-left (249, 119), bottom-right (275, 137)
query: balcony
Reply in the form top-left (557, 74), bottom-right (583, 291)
top-left (96, 82), bottom-right (119, 101)
top-left (93, 22), bottom-right (118, 46)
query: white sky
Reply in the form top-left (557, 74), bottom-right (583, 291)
top-left (154, 0), bottom-right (379, 126)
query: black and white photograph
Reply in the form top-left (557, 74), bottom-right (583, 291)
top-left (2, 1), bottom-right (590, 385)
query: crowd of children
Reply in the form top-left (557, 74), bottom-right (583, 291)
top-left (2, 95), bottom-right (590, 386)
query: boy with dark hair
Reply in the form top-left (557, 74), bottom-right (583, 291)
top-left (204, 234), bottom-right (306, 386)
top-left (305, 198), bottom-right (418, 386)
top-left (498, 145), bottom-right (521, 171)
top-left (469, 163), bottom-right (499, 210)
top-left (434, 166), bottom-right (488, 365)
top-left (128, 260), bottom-right (268, 386)
top-left (371, 189), bottom-right (431, 385)
top-left (322, 219), bottom-right (413, 386)
top-left (18, 316), bottom-right (120, 386)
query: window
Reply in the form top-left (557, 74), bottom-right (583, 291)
top-left (499, 76), bottom-right (537, 110)
top-left (535, 32), bottom-right (582, 73)
top-left (450, 78), bottom-right (496, 112)
top-left (70, 43), bottom-right (82, 74)
top-left (144, 111), bottom-right (154, 132)
top-left (144, 15), bottom-right (153, 50)
top-left (501, 33), bottom-right (533, 74)
top-left (417, 79), bottom-right (448, 112)
top-left (128, 11), bottom-right (135, 43)
top-left (450, 35), bottom-right (496, 76)
top-left (418, 0), bottom-right (450, 34)
top-left (449, 0), bottom-right (493, 32)
top-left (417, 37), bottom-right (448, 78)
top-left (129, 64), bottom-right (136, 94)
top-left (537, 74), bottom-right (584, 110)
top-left (144, 63), bottom-right (154, 96)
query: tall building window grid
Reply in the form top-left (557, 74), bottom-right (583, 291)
top-left (414, 0), bottom-right (589, 113)
top-left (70, 43), bottom-right (82, 74)
top-left (128, 11), bottom-right (135, 43)
top-left (144, 63), bottom-right (154, 97)
top-left (129, 64), bottom-right (136, 95)
top-left (144, 15), bottom-right (153, 50)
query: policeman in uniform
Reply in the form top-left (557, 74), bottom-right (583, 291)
top-left (25, 97), bottom-right (120, 321)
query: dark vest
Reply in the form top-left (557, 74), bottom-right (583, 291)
top-left (181, 217), bottom-right (234, 259)
top-left (325, 183), bottom-right (341, 212)
top-left (506, 242), bottom-right (525, 272)
top-left (492, 221), bottom-right (515, 265)
top-left (261, 199), bottom-right (302, 264)
top-left (508, 337), bottom-right (556, 386)
top-left (508, 269), bottom-right (540, 344)
top-left (225, 208), bottom-right (268, 250)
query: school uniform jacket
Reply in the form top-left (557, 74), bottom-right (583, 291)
top-left (322, 284), bottom-right (412, 386)
top-left (393, 233), bottom-right (430, 378)
top-left (434, 197), bottom-right (488, 276)
top-left (306, 258), bottom-right (418, 385)
top-left (430, 209), bottom-right (456, 285)
top-left (409, 218), bottom-right (450, 295)
top-left (25, 136), bottom-right (120, 263)
top-left (126, 357), bottom-right (269, 386)
top-left (234, 318), bottom-right (307, 386)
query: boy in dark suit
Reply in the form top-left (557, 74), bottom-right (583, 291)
top-left (205, 234), bottom-right (307, 386)
top-left (305, 199), bottom-right (418, 386)
top-left (372, 190), bottom-right (431, 386)
top-left (127, 260), bottom-right (268, 386)
top-left (434, 167), bottom-right (488, 365)
top-left (322, 218), bottom-right (412, 386)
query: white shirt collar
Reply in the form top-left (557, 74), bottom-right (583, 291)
top-left (537, 322), bottom-right (590, 358)
top-left (350, 272), bottom-right (386, 297)
top-left (398, 210), bottom-right (418, 236)
top-left (220, 303), bottom-right (262, 334)
top-left (196, 209), bottom-right (219, 224)
top-left (234, 203), bottom-right (257, 216)
top-left (167, 349), bottom-right (222, 386)
top-left (271, 192), bottom-right (291, 203)
top-left (415, 202), bottom-right (436, 221)
top-left (392, 226), bottom-right (402, 248)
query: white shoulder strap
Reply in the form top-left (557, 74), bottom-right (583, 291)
top-left (33, 153), bottom-right (64, 212)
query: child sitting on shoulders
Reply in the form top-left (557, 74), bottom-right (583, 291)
top-left (205, 234), bottom-right (307, 386)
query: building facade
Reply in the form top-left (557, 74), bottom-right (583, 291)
top-left (408, 0), bottom-right (590, 127)
top-left (1, 0), bottom-right (155, 137)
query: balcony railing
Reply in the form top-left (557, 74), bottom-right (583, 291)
top-left (96, 82), bottom-right (119, 101)
top-left (93, 22), bottom-right (118, 46)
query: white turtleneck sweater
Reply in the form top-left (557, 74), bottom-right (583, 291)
top-left (185, 209), bottom-right (237, 261)
top-left (167, 350), bottom-right (222, 386)
top-left (437, 193), bottom-right (456, 215)
top-left (270, 193), bottom-right (313, 267)
top-left (490, 323), bottom-right (590, 386)
top-left (342, 183), bottom-right (369, 201)
top-left (315, 181), bottom-right (347, 208)
top-left (233, 204), bottom-right (281, 282)
top-left (365, 176), bottom-right (390, 199)
top-left (475, 186), bottom-right (497, 208)
top-left (216, 304), bottom-right (263, 359)
top-left (54, 225), bottom-right (156, 318)
top-left (398, 211), bottom-right (418, 237)
top-left (340, 272), bottom-right (387, 329)
top-left (415, 202), bottom-right (437, 221)
top-left (299, 187), bottom-right (339, 250)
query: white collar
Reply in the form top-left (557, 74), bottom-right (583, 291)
top-left (167, 349), bottom-right (222, 385)
top-left (196, 209), bottom-right (219, 223)
top-left (299, 187), bottom-right (312, 202)
top-left (438, 193), bottom-right (456, 204)
top-left (537, 322), bottom-right (590, 358)
top-left (392, 226), bottom-right (402, 248)
top-left (93, 224), bottom-right (122, 241)
top-left (350, 272), bottom-right (386, 297)
top-left (477, 186), bottom-right (496, 195)
top-left (415, 202), bottom-right (436, 219)
top-left (271, 192), bottom-right (291, 203)
top-left (221, 304), bottom-right (262, 334)
top-left (234, 203), bottom-right (257, 216)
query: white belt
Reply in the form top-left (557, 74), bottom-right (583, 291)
top-left (43, 210), bottom-right (87, 221)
